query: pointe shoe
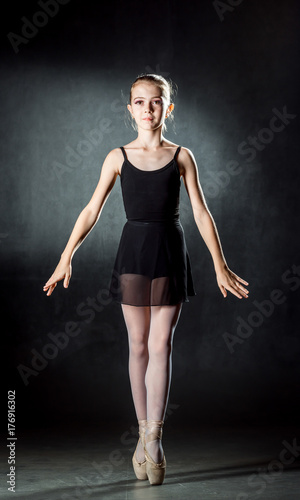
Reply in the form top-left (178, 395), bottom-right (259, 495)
top-left (132, 419), bottom-right (148, 480)
top-left (144, 419), bottom-right (166, 485)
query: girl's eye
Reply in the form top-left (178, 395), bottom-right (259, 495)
top-left (135, 101), bottom-right (143, 105)
top-left (153, 100), bottom-right (162, 105)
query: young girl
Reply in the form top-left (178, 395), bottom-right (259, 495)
top-left (43, 73), bottom-right (249, 486)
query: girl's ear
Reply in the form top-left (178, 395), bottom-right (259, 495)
top-left (166, 103), bottom-right (174, 118)
top-left (127, 104), bottom-right (132, 114)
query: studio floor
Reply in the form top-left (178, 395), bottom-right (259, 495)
top-left (1, 421), bottom-right (300, 500)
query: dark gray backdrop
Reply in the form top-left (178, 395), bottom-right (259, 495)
top-left (2, 0), bottom-right (299, 428)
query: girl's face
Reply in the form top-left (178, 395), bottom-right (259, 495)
top-left (128, 82), bottom-right (173, 132)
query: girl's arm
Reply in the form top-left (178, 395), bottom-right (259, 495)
top-left (179, 147), bottom-right (249, 299)
top-left (43, 148), bottom-right (121, 296)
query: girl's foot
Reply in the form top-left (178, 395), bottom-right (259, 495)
top-left (144, 420), bottom-right (166, 485)
top-left (132, 419), bottom-right (147, 480)
top-left (135, 434), bottom-right (146, 463)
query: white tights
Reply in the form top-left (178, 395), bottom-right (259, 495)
top-left (121, 303), bottom-right (182, 462)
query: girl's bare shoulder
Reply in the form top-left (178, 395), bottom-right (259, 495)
top-left (176, 146), bottom-right (198, 176)
top-left (177, 146), bottom-right (197, 163)
top-left (103, 147), bottom-right (125, 175)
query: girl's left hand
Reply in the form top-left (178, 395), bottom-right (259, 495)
top-left (216, 266), bottom-right (249, 299)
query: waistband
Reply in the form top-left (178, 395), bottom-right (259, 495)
top-left (126, 219), bottom-right (181, 226)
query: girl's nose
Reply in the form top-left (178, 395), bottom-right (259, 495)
top-left (145, 102), bottom-right (153, 112)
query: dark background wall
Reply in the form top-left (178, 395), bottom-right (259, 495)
top-left (2, 0), bottom-right (299, 428)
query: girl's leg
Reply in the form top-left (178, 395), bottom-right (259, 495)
top-left (145, 303), bottom-right (182, 462)
top-left (121, 304), bottom-right (151, 461)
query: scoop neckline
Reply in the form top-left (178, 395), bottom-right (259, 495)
top-left (125, 157), bottom-right (174, 173)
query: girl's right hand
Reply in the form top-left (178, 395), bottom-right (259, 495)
top-left (43, 258), bottom-right (72, 296)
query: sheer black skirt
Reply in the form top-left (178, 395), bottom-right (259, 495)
top-left (108, 220), bottom-right (196, 306)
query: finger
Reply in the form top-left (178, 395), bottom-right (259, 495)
top-left (44, 284), bottom-right (54, 293)
top-left (44, 274), bottom-right (64, 288)
top-left (44, 273), bottom-right (64, 290)
top-left (64, 275), bottom-right (70, 288)
top-left (47, 283), bottom-right (57, 296)
top-left (236, 283), bottom-right (249, 295)
top-left (219, 284), bottom-right (227, 298)
top-left (232, 284), bottom-right (248, 298)
top-left (227, 277), bottom-right (249, 297)
top-left (43, 277), bottom-right (55, 289)
top-left (226, 284), bottom-right (244, 299)
top-left (235, 275), bottom-right (249, 285)
top-left (44, 275), bottom-right (55, 286)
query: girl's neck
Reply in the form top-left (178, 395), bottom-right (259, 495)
top-left (135, 127), bottom-right (165, 150)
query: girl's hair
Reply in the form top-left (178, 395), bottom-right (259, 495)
top-left (128, 73), bottom-right (177, 132)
